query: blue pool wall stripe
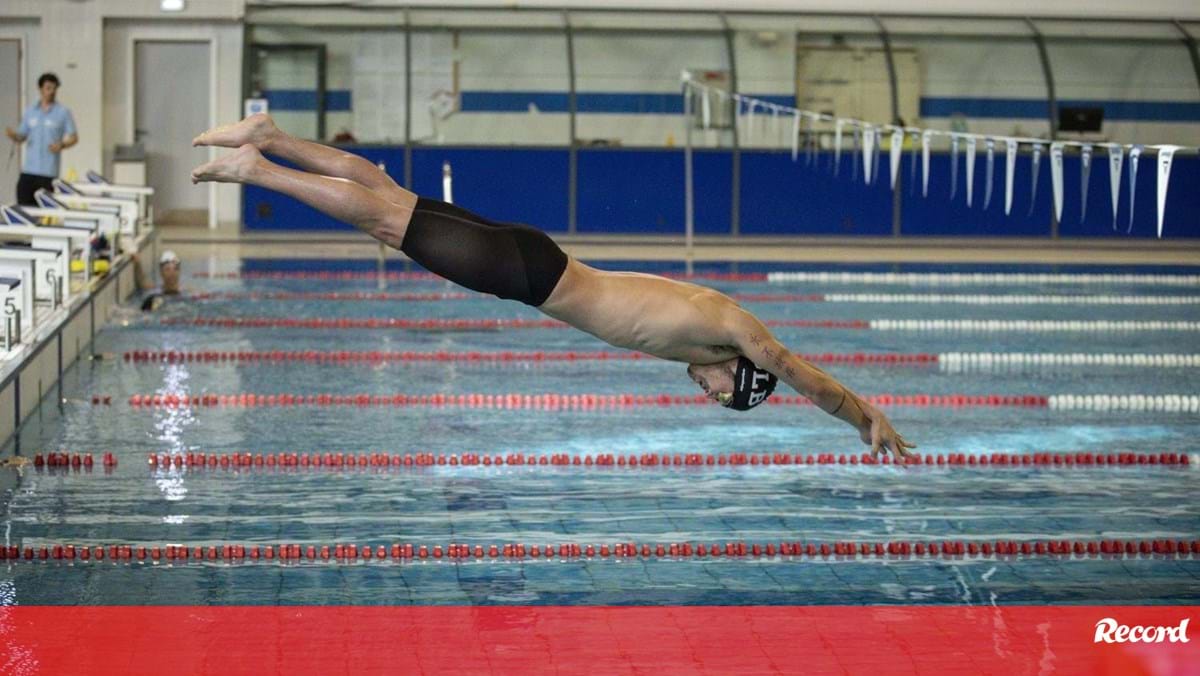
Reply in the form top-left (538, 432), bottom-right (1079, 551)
top-left (243, 146), bottom-right (1200, 238)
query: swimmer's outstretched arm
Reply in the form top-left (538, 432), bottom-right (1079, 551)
top-left (721, 305), bottom-right (915, 459)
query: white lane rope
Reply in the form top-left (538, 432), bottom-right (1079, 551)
top-left (1047, 395), bottom-right (1200, 412)
top-left (938, 353), bottom-right (1200, 370)
top-left (767, 272), bottom-right (1200, 287)
top-left (870, 320), bottom-right (1200, 332)
top-left (824, 294), bottom-right (1200, 305)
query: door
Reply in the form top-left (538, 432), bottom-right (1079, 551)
top-left (135, 40), bottom-right (210, 225)
top-left (0, 40), bottom-right (21, 204)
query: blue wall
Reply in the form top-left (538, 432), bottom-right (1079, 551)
top-left (243, 146), bottom-right (1200, 239)
top-left (266, 89), bottom-right (1200, 123)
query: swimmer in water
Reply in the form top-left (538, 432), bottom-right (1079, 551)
top-left (192, 115), bottom-right (914, 458)
top-left (134, 249), bottom-right (182, 312)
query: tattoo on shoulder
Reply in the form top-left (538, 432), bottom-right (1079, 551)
top-left (785, 365), bottom-right (796, 379)
top-left (748, 333), bottom-right (762, 347)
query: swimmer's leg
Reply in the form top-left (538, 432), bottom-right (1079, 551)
top-left (191, 146), bottom-right (565, 306)
top-left (194, 114), bottom-right (410, 205)
top-left (195, 116), bottom-right (507, 229)
top-left (191, 145), bottom-right (414, 249)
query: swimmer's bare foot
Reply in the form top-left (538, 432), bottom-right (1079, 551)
top-left (192, 113), bottom-right (280, 151)
top-left (191, 144), bottom-right (262, 184)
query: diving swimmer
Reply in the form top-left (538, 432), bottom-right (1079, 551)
top-left (191, 114), bottom-right (914, 458)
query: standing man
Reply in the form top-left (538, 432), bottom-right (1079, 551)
top-left (5, 73), bottom-right (78, 205)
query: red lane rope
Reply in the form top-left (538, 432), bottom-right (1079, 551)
top-left (7, 538), bottom-right (1197, 564)
top-left (120, 350), bottom-right (938, 366)
top-left (138, 451), bottom-right (1190, 470)
top-left (185, 292), bottom-right (827, 303)
top-left (191, 271), bottom-right (769, 282)
top-left (26, 453), bottom-right (117, 469)
top-left (161, 317), bottom-right (870, 330)
top-left (115, 392), bottom-right (1048, 409)
top-left (188, 292), bottom-right (473, 302)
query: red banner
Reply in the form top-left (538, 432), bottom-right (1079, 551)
top-left (0, 605), bottom-right (1195, 674)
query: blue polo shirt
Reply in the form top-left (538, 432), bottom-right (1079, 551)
top-left (17, 102), bottom-right (76, 178)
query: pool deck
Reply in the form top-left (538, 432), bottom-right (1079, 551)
top-left (163, 225), bottom-right (1200, 266)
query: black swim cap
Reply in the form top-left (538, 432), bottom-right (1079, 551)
top-left (726, 357), bottom-right (777, 411)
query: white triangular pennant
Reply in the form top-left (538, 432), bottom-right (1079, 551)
top-left (871, 128), bottom-right (882, 185)
top-left (1156, 145), bottom-right (1181, 238)
top-left (1106, 144), bottom-right (1123, 230)
top-left (908, 131), bottom-right (920, 194)
top-left (949, 136), bottom-right (960, 201)
top-left (1050, 142), bottom-right (1065, 222)
top-left (1080, 144), bottom-right (1092, 222)
top-left (851, 126), bottom-right (861, 181)
top-left (1128, 145), bottom-right (1142, 233)
top-left (1004, 138), bottom-right (1018, 216)
top-left (1028, 143), bottom-right (1044, 217)
top-left (833, 119), bottom-right (845, 176)
top-left (983, 138), bottom-right (995, 210)
top-left (965, 136), bottom-right (977, 207)
top-left (861, 125), bottom-right (874, 185)
top-left (921, 130), bottom-right (932, 197)
top-left (790, 111), bottom-right (800, 162)
top-left (890, 129), bottom-right (904, 190)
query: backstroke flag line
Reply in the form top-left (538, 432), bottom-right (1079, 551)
top-left (681, 75), bottom-right (1198, 236)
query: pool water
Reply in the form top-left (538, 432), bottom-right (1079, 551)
top-left (1, 259), bottom-right (1197, 605)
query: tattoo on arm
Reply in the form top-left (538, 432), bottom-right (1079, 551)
top-left (746, 331), bottom-right (792, 373)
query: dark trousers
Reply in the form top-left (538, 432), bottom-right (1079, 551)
top-left (16, 173), bottom-right (54, 205)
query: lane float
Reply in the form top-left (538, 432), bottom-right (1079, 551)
top-left (26, 453), bottom-right (115, 469)
top-left (118, 350), bottom-right (1200, 370)
top-left (113, 392), bottom-right (1200, 412)
top-left (766, 272), bottom-right (1200, 286)
top-left (191, 270), bottom-right (1200, 286)
top-left (192, 270), bottom-right (769, 282)
top-left (162, 317), bottom-right (1200, 332)
top-left (161, 317), bottom-right (868, 331)
top-left (742, 293), bottom-right (1200, 305)
top-left (139, 451), bottom-right (1192, 471)
top-left (939, 353), bottom-right (1200, 369)
top-left (5, 538), bottom-right (1196, 565)
top-left (871, 320), bottom-right (1200, 332)
top-left (183, 291), bottom-right (1200, 306)
top-left (119, 349), bottom-right (937, 366)
top-left (189, 291), bottom-right (472, 302)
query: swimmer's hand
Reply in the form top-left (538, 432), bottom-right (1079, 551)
top-left (859, 403), bottom-right (916, 462)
